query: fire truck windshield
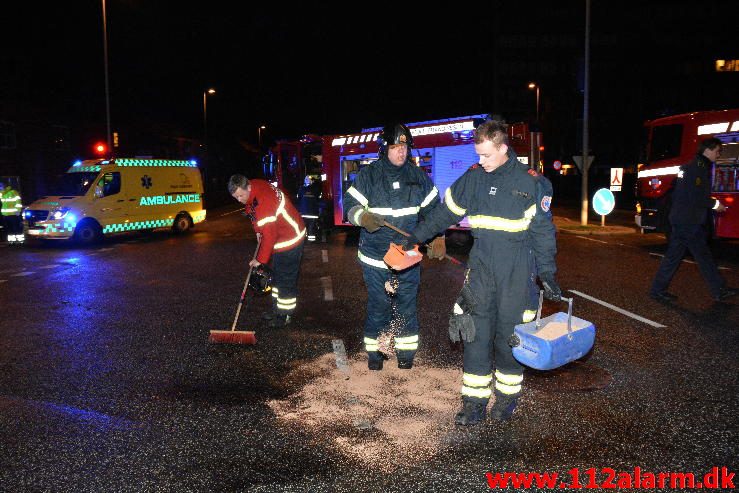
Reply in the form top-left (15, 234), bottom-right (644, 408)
top-left (649, 124), bottom-right (683, 162)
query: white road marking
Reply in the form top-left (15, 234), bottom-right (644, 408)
top-left (10, 271), bottom-right (34, 277)
top-left (320, 276), bottom-right (334, 301)
top-left (575, 235), bottom-right (608, 244)
top-left (0, 279), bottom-right (6, 283)
top-left (38, 264), bottom-right (59, 269)
top-left (322, 250), bottom-right (329, 263)
top-left (649, 252), bottom-right (730, 270)
top-left (98, 247), bottom-right (114, 252)
top-left (569, 289), bottom-right (667, 328)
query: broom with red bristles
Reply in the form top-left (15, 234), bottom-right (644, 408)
top-left (209, 236), bottom-right (261, 345)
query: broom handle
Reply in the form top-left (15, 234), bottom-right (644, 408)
top-left (382, 220), bottom-right (466, 268)
top-left (230, 235), bottom-right (262, 332)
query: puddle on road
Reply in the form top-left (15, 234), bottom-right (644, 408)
top-left (526, 360), bottom-right (612, 392)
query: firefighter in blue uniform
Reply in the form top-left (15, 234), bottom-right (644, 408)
top-left (407, 120), bottom-right (560, 424)
top-left (343, 123), bottom-right (442, 370)
top-left (297, 175), bottom-right (321, 242)
top-left (650, 137), bottom-right (737, 302)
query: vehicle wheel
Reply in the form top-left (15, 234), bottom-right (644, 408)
top-left (172, 213), bottom-right (192, 234)
top-left (74, 220), bottom-right (102, 246)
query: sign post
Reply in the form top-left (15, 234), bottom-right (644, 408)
top-left (592, 188), bottom-right (615, 227)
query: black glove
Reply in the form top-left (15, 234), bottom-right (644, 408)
top-left (539, 272), bottom-right (562, 301)
top-left (359, 211), bottom-right (384, 233)
top-left (401, 233), bottom-right (422, 251)
top-left (449, 284), bottom-right (476, 342)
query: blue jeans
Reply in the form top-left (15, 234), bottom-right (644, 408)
top-left (361, 264), bottom-right (420, 363)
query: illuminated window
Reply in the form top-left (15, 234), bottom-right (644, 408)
top-left (715, 60), bottom-right (739, 72)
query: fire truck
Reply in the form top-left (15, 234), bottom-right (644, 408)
top-left (263, 114), bottom-right (542, 233)
top-left (634, 109), bottom-right (739, 238)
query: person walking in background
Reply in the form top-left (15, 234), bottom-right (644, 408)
top-left (228, 174), bottom-right (307, 327)
top-left (650, 137), bottom-right (737, 302)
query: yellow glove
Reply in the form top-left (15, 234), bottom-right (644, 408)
top-left (427, 235), bottom-right (446, 260)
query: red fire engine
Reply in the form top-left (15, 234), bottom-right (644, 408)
top-left (263, 114), bottom-right (542, 232)
top-left (635, 109), bottom-right (739, 238)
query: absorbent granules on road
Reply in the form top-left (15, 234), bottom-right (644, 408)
top-left (267, 352), bottom-right (463, 471)
top-left (377, 274), bottom-right (404, 357)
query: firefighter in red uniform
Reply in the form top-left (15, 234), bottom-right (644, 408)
top-left (228, 175), bottom-right (307, 327)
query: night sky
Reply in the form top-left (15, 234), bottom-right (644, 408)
top-left (3, 1), bottom-right (738, 164)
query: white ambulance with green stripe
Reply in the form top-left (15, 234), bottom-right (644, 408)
top-left (24, 158), bottom-right (206, 244)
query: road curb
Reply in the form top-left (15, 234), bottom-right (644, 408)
top-left (554, 216), bottom-right (637, 235)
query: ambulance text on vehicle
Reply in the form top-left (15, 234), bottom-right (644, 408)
top-left (23, 158), bottom-right (206, 244)
top-left (634, 109), bottom-right (739, 238)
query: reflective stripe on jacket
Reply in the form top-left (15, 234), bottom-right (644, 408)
top-left (1, 189), bottom-right (22, 216)
top-left (342, 157), bottom-right (440, 268)
top-left (413, 151), bottom-right (557, 275)
top-left (246, 179), bottom-right (306, 264)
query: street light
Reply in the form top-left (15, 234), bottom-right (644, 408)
top-left (202, 88), bottom-right (216, 151)
top-left (258, 125), bottom-right (266, 148)
top-left (528, 82), bottom-right (540, 122)
top-left (101, 0), bottom-right (112, 152)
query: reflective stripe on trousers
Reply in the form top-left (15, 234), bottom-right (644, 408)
top-left (271, 241), bottom-right (304, 314)
top-left (360, 263), bottom-right (420, 361)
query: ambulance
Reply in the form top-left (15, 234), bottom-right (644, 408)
top-left (24, 157), bottom-right (206, 244)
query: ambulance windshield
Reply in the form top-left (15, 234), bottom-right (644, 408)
top-left (49, 172), bottom-right (100, 196)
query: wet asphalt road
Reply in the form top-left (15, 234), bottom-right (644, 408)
top-left (0, 206), bottom-right (737, 492)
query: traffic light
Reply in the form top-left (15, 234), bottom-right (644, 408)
top-left (94, 142), bottom-right (108, 156)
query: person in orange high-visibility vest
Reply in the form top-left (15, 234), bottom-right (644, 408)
top-left (0, 182), bottom-right (24, 244)
top-left (229, 175), bottom-right (306, 327)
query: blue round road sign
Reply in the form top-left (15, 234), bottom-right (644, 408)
top-left (592, 188), bottom-right (615, 215)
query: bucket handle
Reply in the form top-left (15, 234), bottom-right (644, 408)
top-left (535, 290), bottom-right (574, 340)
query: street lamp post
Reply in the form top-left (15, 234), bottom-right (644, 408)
top-left (202, 88), bottom-right (216, 152)
top-left (258, 125), bottom-right (266, 149)
top-left (528, 82), bottom-right (540, 122)
top-left (101, 0), bottom-right (112, 152)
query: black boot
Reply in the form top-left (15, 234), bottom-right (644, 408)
top-left (368, 352), bottom-right (387, 371)
top-left (489, 393), bottom-right (519, 422)
top-left (454, 399), bottom-right (487, 426)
